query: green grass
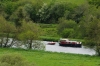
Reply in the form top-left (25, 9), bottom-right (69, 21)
top-left (40, 24), bottom-right (60, 38)
top-left (0, 48), bottom-right (100, 66)
top-left (43, 0), bottom-right (87, 5)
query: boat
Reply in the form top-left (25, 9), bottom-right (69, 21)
top-left (59, 38), bottom-right (82, 47)
top-left (48, 41), bottom-right (56, 45)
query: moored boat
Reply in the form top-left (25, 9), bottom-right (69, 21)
top-left (48, 42), bottom-right (56, 45)
top-left (59, 38), bottom-right (82, 47)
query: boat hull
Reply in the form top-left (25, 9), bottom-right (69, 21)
top-left (59, 43), bottom-right (82, 47)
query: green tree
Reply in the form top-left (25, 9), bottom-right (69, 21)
top-left (84, 18), bottom-right (100, 56)
top-left (0, 16), bottom-right (17, 47)
top-left (67, 4), bottom-right (89, 23)
top-left (61, 28), bottom-right (74, 38)
top-left (37, 2), bottom-right (68, 23)
top-left (57, 18), bottom-right (77, 37)
top-left (1, 1), bottom-right (19, 20)
top-left (89, 0), bottom-right (100, 8)
top-left (18, 21), bottom-right (44, 49)
top-left (78, 5), bottom-right (100, 39)
top-left (10, 6), bottom-right (25, 27)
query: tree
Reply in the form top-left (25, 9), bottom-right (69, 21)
top-left (0, 15), bottom-right (17, 47)
top-left (18, 21), bottom-right (44, 49)
top-left (37, 2), bottom-right (68, 23)
top-left (89, 0), bottom-right (100, 8)
top-left (84, 18), bottom-right (100, 56)
top-left (10, 6), bottom-right (25, 27)
top-left (57, 18), bottom-right (77, 38)
top-left (10, 0), bottom-right (43, 25)
top-left (67, 4), bottom-right (89, 23)
top-left (61, 28), bottom-right (74, 38)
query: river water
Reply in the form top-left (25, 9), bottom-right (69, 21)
top-left (2, 38), bottom-right (96, 55)
top-left (43, 41), bottom-right (96, 55)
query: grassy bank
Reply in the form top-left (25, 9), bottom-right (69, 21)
top-left (0, 48), bottom-right (100, 66)
top-left (40, 36), bottom-right (60, 41)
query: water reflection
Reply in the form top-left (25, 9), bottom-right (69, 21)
top-left (43, 41), bottom-right (96, 55)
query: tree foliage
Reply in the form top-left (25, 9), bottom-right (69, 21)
top-left (17, 21), bottom-right (44, 49)
top-left (57, 17), bottom-right (80, 38)
top-left (0, 16), bottom-right (17, 47)
top-left (89, 0), bottom-right (100, 8)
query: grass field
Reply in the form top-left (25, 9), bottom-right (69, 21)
top-left (43, 0), bottom-right (87, 5)
top-left (0, 48), bottom-right (100, 66)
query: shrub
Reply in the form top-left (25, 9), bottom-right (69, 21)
top-left (57, 18), bottom-right (77, 36)
top-left (0, 53), bottom-right (34, 66)
top-left (83, 40), bottom-right (95, 48)
top-left (61, 29), bottom-right (74, 38)
top-left (0, 62), bottom-right (11, 66)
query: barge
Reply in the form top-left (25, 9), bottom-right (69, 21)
top-left (59, 39), bottom-right (82, 47)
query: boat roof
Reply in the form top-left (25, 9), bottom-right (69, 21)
top-left (60, 38), bottom-right (69, 41)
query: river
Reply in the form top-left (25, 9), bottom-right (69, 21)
top-left (43, 41), bottom-right (96, 55)
top-left (3, 38), bottom-right (96, 55)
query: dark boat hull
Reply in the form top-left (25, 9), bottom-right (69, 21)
top-left (59, 43), bottom-right (82, 47)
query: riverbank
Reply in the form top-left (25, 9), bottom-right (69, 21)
top-left (0, 48), bottom-right (100, 66)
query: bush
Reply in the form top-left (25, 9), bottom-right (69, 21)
top-left (57, 18), bottom-right (77, 36)
top-left (61, 29), bottom-right (74, 38)
top-left (0, 53), bottom-right (34, 66)
top-left (0, 62), bottom-right (11, 66)
top-left (83, 40), bottom-right (96, 48)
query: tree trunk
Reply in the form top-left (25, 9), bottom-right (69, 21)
top-left (8, 38), bottom-right (15, 47)
top-left (96, 46), bottom-right (100, 56)
top-left (4, 33), bottom-right (9, 47)
top-left (29, 40), bottom-right (33, 49)
top-left (0, 38), bottom-right (3, 47)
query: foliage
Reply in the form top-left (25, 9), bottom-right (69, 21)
top-left (89, 0), bottom-right (100, 8)
top-left (18, 21), bottom-right (43, 49)
top-left (0, 16), bottom-right (16, 33)
top-left (40, 24), bottom-right (59, 37)
top-left (57, 18), bottom-right (77, 37)
top-left (18, 21), bottom-right (40, 40)
top-left (37, 2), bottom-right (67, 23)
top-left (33, 41), bottom-right (45, 50)
top-left (61, 28), bottom-right (74, 38)
top-left (0, 0), bottom-right (86, 24)
top-left (0, 16), bottom-right (17, 47)
top-left (0, 53), bottom-right (34, 66)
top-left (10, 6), bottom-right (25, 27)
top-left (83, 40), bottom-right (96, 48)
top-left (84, 18), bottom-right (100, 56)
top-left (67, 4), bottom-right (88, 23)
